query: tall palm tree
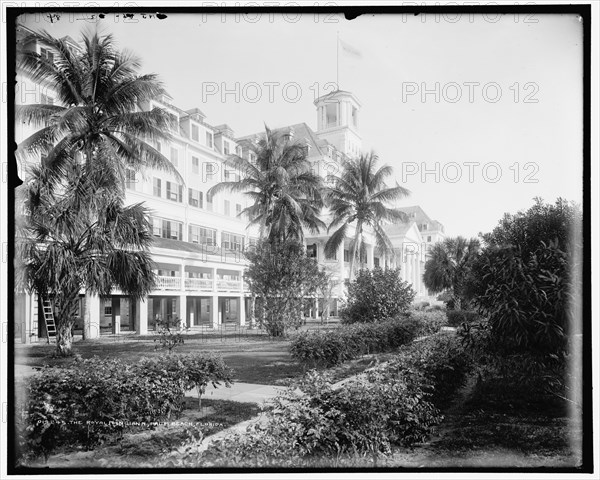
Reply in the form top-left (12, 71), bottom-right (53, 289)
top-left (324, 153), bottom-right (410, 280)
top-left (208, 125), bottom-right (325, 244)
top-left (16, 156), bottom-right (157, 356)
top-left (422, 236), bottom-right (480, 310)
top-left (16, 29), bottom-right (180, 194)
top-left (16, 29), bottom-right (181, 341)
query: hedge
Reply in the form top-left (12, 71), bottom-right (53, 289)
top-left (290, 311), bottom-right (447, 368)
top-left (204, 333), bottom-right (473, 467)
top-left (18, 353), bottom-right (233, 460)
top-left (446, 309), bottom-right (481, 327)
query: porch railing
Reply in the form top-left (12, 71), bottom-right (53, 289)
top-left (185, 278), bottom-right (213, 291)
top-left (156, 276), bottom-right (181, 290)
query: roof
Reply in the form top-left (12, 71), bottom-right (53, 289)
top-left (398, 206), bottom-right (444, 232)
top-left (384, 221), bottom-right (414, 237)
top-left (237, 122), bottom-right (332, 158)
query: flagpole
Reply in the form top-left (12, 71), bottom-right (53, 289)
top-left (336, 31), bottom-right (339, 89)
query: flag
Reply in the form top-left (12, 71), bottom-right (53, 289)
top-left (339, 38), bottom-right (362, 59)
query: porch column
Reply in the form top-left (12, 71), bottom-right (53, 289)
top-left (211, 295), bottom-right (220, 328)
top-left (367, 244), bottom-right (374, 269)
top-left (179, 294), bottom-right (187, 329)
top-left (88, 294), bottom-right (101, 338)
top-left (239, 295), bottom-right (246, 326)
top-left (137, 298), bottom-right (148, 335)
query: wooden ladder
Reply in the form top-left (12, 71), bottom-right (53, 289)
top-left (41, 298), bottom-right (57, 343)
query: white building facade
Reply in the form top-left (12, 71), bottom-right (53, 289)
top-left (13, 28), bottom-right (445, 342)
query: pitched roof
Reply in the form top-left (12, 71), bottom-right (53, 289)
top-left (237, 122), bottom-right (331, 158)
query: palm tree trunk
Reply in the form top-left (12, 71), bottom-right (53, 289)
top-left (55, 290), bottom-right (79, 356)
top-left (82, 292), bottom-right (91, 340)
top-left (349, 222), bottom-right (362, 281)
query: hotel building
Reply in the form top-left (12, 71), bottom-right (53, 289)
top-left (13, 27), bottom-right (444, 342)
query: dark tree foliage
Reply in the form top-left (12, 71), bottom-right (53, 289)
top-left (244, 240), bottom-right (321, 337)
top-left (470, 198), bottom-right (582, 354)
top-left (341, 267), bottom-right (415, 324)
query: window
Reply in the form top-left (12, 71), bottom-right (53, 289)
top-left (153, 177), bottom-right (161, 197)
top-left (374, 257), bottom-right (380, 268)
top-left (427, 235), bottom-right (432, 242)
top-left (224, 142), bottom-right (230, 155)
top-left (126, 169), bottom-right (136, 190)
top-left (307, 244), bottom-right (318, 259)
top-left (236, 203), bottom-right (242, 216)
top-left (325, 248), bottom-right (337, 261)
top-left (156, 140), bottom-right (162, 152)
top-left (170, 147), bottom-right (178, 167)
top-left (206, 191), bottom-right (214, 212)
top-left (188, 188), bottom-right (203, 208)
top-left (166, 181), bottom-right (183, 202)
top-left (221, 232), bottom-right (244, 251)
top-left (40, 47), bottom-right (54, 63)
top-left (236, 145), bottom-right (242, 156)
top-left (206, 131), bottom-right (213, 148)
top-left (191, 124), bottom-right (199, 142)
top-left (344, 249), bottom-right (350, 263)
top-left (421, 223), bottom-right (428, 231)
top-left (352, 105), bottom-right (358, 127)
top-left (189, 225), bottom-right (216, 245)
top-left (104, 305), bottom-right (112, 316)
top-left (152, 218), bottom-right (183, 240)
top-left (249, 152), bottom-right (257, 164)
top-left (224, 200), bottom-right (230, 216)
top-left (325, 102), bottom-right (338, 127)
top-left (192, 156), bottom-right (199, 174)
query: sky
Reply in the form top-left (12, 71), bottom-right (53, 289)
top-left (17, 10), bottom-right (584, 238)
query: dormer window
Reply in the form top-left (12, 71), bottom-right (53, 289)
top-left (224, 141), bottom-right (230, 155)
top-left (206, 131), bottom-right (213, 148)
top-left (40, 47), bottom-right (54, 63)
top-left (191, 124), bottom-right (199, 142)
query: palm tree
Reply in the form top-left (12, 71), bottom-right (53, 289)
top-left (16, 29), bottom-right (180, 340)
top-left (422, 236), bottom-right (480, 310)
top-left (324, 153), bottom-right (410, 280)
top-left (207, 125), bottom-right (325, 244)
top-left (16, 156), bottom-right (157, 356)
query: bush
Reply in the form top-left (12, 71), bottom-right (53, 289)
top-left (290, 317), bottom-right (423, 367)
top-left (407, 309), bottom-right (448, 336)
top-left (394, 333), bottom-right (474, 407)
top-left (413, 301), bottom-right (430, 311)
top-left (445, 309), bottom-right (481, 327)
top-left (20, 353), bottom-right (233, 459)
top-left (341, 268), bottom-right (415, 324)
top-left (207, 367), bottom-right (442, 464)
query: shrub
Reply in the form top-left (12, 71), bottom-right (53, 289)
top-left (207, 367), bottom-right (442, 464)
top-left (445, 309), bottom-right (481, 327)
top-left (154, 315), bottom-right (188, 353)
top-left (290, 317), bottom-right (422, 367)
top-left (470, 198), bottom-right (582, 354)
top-left (394, 333), bottom-right (474, 407)
top-left (341, 268), bottom-right (415, 324)
top-left (407, 309), bottom-right (448, 336)
top-left (20, 353), bottom-right (233, 459)
top-left (413, 301), bottom-right (430, 311)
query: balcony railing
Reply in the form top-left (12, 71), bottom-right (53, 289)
top-left (185, 278), bottom-right (213, 291)
top-left (156, 276), bottom-right (181, 290)
top-left (217, 279), bottom-right (241, 291)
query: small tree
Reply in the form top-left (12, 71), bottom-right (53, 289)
top-left (341, 267), bottom-right (415, 324)
top-left (154, 316), bottom-right (188, 354)
top-left (315, 267), bottom-right (337, 324)
top-left (244, 240), bottom-right (321, 337)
